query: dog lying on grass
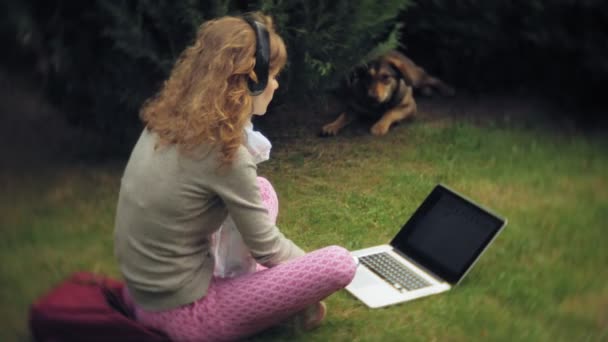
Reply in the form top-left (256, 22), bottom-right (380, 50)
top-left (321, 50), bottom-right (455, 136)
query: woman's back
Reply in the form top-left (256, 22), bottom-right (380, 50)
top-left (114, 128), bottom-right (223, 311)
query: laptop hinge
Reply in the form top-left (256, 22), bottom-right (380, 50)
top-left (391, 248), bottom-right (447, 284)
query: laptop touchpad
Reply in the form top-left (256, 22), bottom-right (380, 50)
top-left (348, 266), bottom-right (389, 290)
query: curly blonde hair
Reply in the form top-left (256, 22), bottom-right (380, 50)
top-left (140, 13), bottom-right (286, 165)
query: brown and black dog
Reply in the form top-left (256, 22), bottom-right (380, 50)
top-left (321, 50), bottom-right (454, 136)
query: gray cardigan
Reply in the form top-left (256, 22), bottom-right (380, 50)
top-left (114, 129), bottom-right (305, 311)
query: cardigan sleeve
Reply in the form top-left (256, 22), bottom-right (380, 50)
top-left (205, 146), bottom-right (305, 266)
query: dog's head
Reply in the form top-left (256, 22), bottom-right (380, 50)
top-left (366, 57), bottom-right (411, 103)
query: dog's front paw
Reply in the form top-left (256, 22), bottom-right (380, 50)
top-left (370, 122), bottom-right (390, 136)
top-left (320, 123), bottom-right (340, 137)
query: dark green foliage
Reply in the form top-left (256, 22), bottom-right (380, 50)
top-left (401, 0), bottom-right (608, 103)
top-left (3, 0), bottom-right (409, 154)
top-left (259, 0), bottom-right (411, 99)
top-left (3, 0), bottom-right (233, 154)
top-left (4, 0), bottom-right (608, 151)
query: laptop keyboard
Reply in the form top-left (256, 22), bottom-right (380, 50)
top-left (360, 252), bottom-right (431, 292)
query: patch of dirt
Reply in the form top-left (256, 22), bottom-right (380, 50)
top-left (0, 67), bottom-right (73, 170)
top-left (0, 66), bottom-right (105, 173)
top-left (1, 65), bottom-right (603, 174)
top-left (257, 88), bottom-right (587, 144)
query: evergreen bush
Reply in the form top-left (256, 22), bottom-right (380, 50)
top-left (3, 1), bottom-right (232, 154)
top-left (259, 0), bottom-right (411, 100)
top-left (400, 0), bottom-right (608, 102)
top-left (4, 0), bottom-right (410, 153)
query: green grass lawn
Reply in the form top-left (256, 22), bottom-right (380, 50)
top-left (1, 116), bottom-right (607, 341)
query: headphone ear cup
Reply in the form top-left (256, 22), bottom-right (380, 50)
top-left (247, 70), bottom-right (266, 96)
top-left (243, 16), bottom-right (270, 96)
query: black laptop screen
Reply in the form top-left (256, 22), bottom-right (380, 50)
top-left (390, 185), bottom-right (505, 284)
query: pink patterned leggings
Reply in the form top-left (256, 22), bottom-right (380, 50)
top-left (128, 177), bottom-right (357, 341)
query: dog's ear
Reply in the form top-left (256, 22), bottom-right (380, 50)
top-left (383, 51), bottom-right (416, 86)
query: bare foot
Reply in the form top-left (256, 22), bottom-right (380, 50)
top-left (299, 301), bottom-right (327, 331)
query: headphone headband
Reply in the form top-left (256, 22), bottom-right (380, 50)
top-left (243, 16), bottom-right (270, 96)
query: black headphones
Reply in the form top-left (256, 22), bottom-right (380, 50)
top-left (243, 15), bottom-right (270, 96)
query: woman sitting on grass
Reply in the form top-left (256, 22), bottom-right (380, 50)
top-left (113, 12), bottom-right (357, 341)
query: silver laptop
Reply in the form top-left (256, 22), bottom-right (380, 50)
top-left (346, 184), bottom-right (507, 308)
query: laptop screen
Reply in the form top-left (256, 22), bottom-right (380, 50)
top-left (390, 185), bottom-right (505, 285)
